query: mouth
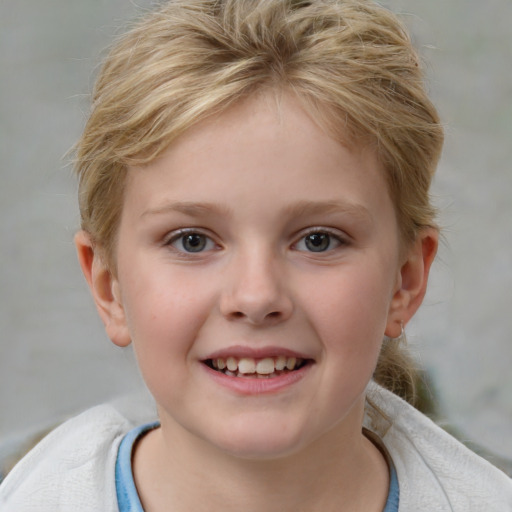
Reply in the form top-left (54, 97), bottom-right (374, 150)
top-left (203, 356), bottom-right (310, 379)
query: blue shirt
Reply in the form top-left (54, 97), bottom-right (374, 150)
top-left (116, 424), bottom-right (399, 512)
top-left (115, 423), bottom-right (158, 512)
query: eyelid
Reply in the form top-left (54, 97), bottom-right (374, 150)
top-left (292, 226), bottom-right (350, 251)
top-left (163, 227), bottom-right (219, 252)
top-left (294, 226), bottom-right (348, 240)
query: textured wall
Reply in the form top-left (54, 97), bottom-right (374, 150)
top-left (1, 1), bottom-right (511, 459)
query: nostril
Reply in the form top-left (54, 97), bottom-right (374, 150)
top-left (227, 310), bottom-right (282, 323)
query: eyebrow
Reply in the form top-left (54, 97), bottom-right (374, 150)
top-left (283, 200), bottom-right (372, 222)
top-left (140, 199), bottom-right (371, 223)
top-left (141, 201), bottom-right (233, 219)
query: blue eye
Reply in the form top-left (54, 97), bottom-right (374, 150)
top-left (295, 231), bottom-right (343, 253)
top-left (168, 231), bottom-right (216, 253)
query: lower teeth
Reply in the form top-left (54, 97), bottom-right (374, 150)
top-left (222, 369), bottom-right (283, 378)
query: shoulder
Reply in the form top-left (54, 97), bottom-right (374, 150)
top-left (0, 394), bottom-right (157, 512)
top-left (365, 381), bottom-right (512, 511)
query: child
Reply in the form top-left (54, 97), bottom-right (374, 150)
top-left (1, 0), bottom-right (511, 510)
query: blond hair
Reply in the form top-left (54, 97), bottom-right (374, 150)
top-left (75, 0), bottom-right (444, 404)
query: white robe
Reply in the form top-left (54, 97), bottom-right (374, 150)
top-left (1, 382), bottom-right (511, 511)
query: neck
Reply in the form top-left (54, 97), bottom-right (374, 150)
top-left (133, 406), bottom-right (389, 512)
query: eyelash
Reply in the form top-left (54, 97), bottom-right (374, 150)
top-left (163, 227), bottom-right (348, 255)
top-left (164, 229), bottom-right (218, 255)
top-left (293, 228), bottom-right (348, 253)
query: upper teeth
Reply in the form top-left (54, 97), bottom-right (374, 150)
top-left (212, 356), bottom-right (300, 375)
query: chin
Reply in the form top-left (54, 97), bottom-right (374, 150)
top-left (205, 417), bottom-right (314, 461)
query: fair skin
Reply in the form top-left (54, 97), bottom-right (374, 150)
top-left (76, 92), bottom-right (437, 512)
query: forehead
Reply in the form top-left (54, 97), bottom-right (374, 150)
top-left (122, 92), bottom-right (394, 227)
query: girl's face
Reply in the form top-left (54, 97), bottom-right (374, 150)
top-left (105, 93), bottom-right (415, 459)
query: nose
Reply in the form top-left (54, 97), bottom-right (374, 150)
top-left (219, 249), bottom-right (293, 326)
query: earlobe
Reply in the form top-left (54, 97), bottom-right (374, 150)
top-left (385, 228), bottom-right (438, 338)
top-left (74, 231), bottom-right (132, 347)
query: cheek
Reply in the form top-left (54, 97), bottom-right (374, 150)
top-left (119, 265), bottom-right (217, 358)
top-left (121, 272), bottom-right (216, 406)
top-left (299, 266), bottom-right (395, 352)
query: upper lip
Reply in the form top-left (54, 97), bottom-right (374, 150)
top-left (202, 345), bottom-right (313, 361)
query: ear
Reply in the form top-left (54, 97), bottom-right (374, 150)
top-left (74, 230), bottom-right (131, 347)
top-left (385, 228), bottom-right (438, 338)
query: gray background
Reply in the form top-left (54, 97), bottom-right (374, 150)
top-left (1, 1), bottom-right (511, 459)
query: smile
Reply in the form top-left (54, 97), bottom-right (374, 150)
top-left (204, 356), bottom-right (308, 378)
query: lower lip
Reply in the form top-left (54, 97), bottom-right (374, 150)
top-left (200, 363), bottom-right (311, 395)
